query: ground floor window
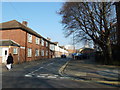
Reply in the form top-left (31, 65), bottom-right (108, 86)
top-left (0, 48), bottom-right (2, 56)
top-left (46, 50), bottom-right (48, 56)
top-left (28, 48), bottom-right (32, 57)
top-left (41, 50), bottom-right (44, 56)
top-left (35, 49), bottom-right (39, 56)
top-left (13, 48), bottom-right (18, 54)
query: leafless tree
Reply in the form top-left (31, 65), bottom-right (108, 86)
top-left (59, 2), bottom-right (116, 64)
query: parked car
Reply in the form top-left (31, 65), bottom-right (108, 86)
top-left (72, 53), bottom-right (77, 59)
top-left (61, 54), bottom-right (66, 58)
top-left (74, 53), bottom-right (88, 60)
top-left (74, 53), bottom-right (81, 60)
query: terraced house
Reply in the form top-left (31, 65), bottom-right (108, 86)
top-left (0, 20), bottom-right (54, 64)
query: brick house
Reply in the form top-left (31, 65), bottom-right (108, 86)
top-left (0, 20), bottom-right (52, 64)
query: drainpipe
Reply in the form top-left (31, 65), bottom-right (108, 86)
top-left (18, 47), bottom-right (20, 64)
top-left (25, 32), bottom-right (27, 62)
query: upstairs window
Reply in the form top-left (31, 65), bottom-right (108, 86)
top-left (28, 34), bottom-right (32, 43)
top-left (46, 42), bottom-right (49, 47)
top-left (41, 39), bottom-right (44, 46)
top-left (36, 37), bottom-right (40, 45)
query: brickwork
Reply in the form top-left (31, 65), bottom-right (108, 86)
top-left (0, 25), bottom-right (51, 64)
top-left (1, 29), bottom-right (26, 63)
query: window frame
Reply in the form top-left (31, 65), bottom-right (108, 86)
top-left (28, 34), bottom-right (32, 43)
top-left (35, 49), bottom-right (39, 56)
top-left (41, 50), bottom-right (44, 56)
top-left (46, 42), bottom-right (49, 47)
top-left (46, 50), bottom-right (48, 56)
top-left (36, 37), bottom-right (40, 45)
top-left (28, 48), bottom-right (32, 57)
top-left (41, 39), bottom-right (44, 46)
top-left (13, 48), bottom-right (18, 54)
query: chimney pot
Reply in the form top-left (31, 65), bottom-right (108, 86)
top-left (47, 37), bottom-right (51, 41)
top-left (22, 21), bottom-right (28, 26)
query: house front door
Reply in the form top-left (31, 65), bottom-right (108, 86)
top-left (2, 48), bottom-right (9, 64)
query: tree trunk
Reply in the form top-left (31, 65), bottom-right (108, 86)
top-left (103, 39), bottom-right (113, 64)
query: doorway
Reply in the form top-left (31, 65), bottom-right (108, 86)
top-left (1, 48), bottom-right (9, 64)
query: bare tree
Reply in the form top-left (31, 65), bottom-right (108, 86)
top-left (59, 2), bottom-right (116, 64)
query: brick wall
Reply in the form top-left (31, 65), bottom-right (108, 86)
top-left (1, 29), bottom-right (26, 47)
top-left (9, 46), bottom-right (19, 64)
top-left (1, 29), bottom-right (51, 63)
top-left (1, 29), bottom-right (26, 63)
top-left (26, 33), bottom-right (41, 61)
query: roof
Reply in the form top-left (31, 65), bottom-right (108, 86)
top-left (82, 48), bottom-right (94, 51)
top-left (0, 20), bottom-right (48, 41)
top-left (49, 41), bottom-right (57, 45)
top-left (0, 40), bottom-right (20, 47)
top-left (53, 42), bottom-right (58, 45)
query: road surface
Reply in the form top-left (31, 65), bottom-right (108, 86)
top-left (2, 58), bottom-right (118, 88)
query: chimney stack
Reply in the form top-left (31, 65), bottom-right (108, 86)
top-left (47, 37), bottom-right (51, 41)
top-left (22, 21), bottom-right (28, 26)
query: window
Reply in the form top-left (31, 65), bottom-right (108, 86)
top-left (13, 48), bottom-right (18, 54)
top-left (28, 48), bottom-right (32, 57)
top-left (36, 37), bottom-right (40, 45)
top-left (41, 39), bottom-right (44, 46)
top-left (46, 50), bottom-right (48, 56)
top-left (0, 48), bottom-right (2, 56)
top-left (41, 50), bottom-right (44, 56)
top-left (28, 34), bottom-right (32, 43)
top-left (5, 50), bottom-right (7, 55)
top-left (46, 42), bottom-right (48, 47)
top-left (35, 49), bottom-right (39, 56)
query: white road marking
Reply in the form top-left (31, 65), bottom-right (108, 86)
top-left (59, 61), bottom-right (70, 76)
top-left (25, 67), bottom-right (44, 76)
top-left (47, 76), bottom-right (57, 78)
top-left (54, 75), bottom-right (59, 77)
top-left (59, 77), bottom-right (69, 79)
top-left (25, 72), bottom-right (61, 79)
top-left (37, 75), bottom-right (45, 78)
top-left (47, 63), bottom-right (53, 66)
top-left (25, 74), bottom-right (32, 77)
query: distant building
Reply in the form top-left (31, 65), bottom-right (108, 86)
top-left (64, 45), bottom-right (76, 55)
top-left (80, 48), bottom-right (94, 54)
top-left (54, 43), bottom-right (69, 57)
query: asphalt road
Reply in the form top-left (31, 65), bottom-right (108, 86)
top-left (2, 58), bottom-right (118, 88)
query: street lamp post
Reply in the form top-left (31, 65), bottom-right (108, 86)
top-left (72, 31), bottom-right (75, 53)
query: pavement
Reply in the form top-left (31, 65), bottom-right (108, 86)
top-left (61, 58), bottom-right (120, 87)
